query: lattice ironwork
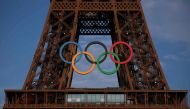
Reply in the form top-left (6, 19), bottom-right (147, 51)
top-left (3, 0), bottom-right (188, 108)
top-left (53, 1), bottom-right (140, 11)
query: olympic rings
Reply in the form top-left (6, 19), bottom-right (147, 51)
top-left (97, 52), bottom-right (120, 75)
top-left (72, 52), bottom-right (96, 75)
top-left (109, 41), bottom-right (133, 64)
top-left (58, 41), bottom-right (133, 75)
top-left (84, 41), bottom-right (108, 64)
top-left (59, 42), bottom-right (83, 64)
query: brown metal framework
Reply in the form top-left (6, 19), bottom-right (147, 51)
top-left (4, 0), bottom-right (188, 108)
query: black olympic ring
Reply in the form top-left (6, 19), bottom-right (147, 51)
top-left (84, 41), bottom-right (108, 64)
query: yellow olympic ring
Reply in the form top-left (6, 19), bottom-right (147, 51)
top-left (72, 52), bottom-right (96, 75)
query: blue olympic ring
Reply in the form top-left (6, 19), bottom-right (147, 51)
top-left (59, 41), bottom-right (83, 64)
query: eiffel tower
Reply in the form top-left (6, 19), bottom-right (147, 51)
top-left (4, 0), bottom-right (188, 108)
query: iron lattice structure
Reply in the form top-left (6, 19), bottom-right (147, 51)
top-left (4, 0), bottom-right (188, 108)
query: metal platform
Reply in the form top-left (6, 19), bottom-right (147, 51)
top-left (4, 89), bottom-right (188, 108)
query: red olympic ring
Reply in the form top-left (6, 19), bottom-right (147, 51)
top-left (109, 41), bottom-right (133, 64)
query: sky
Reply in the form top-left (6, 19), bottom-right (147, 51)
top-left (0, 0), bottom-right (190, 107)
top-left (72, 35), bottom-right (119, 88)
